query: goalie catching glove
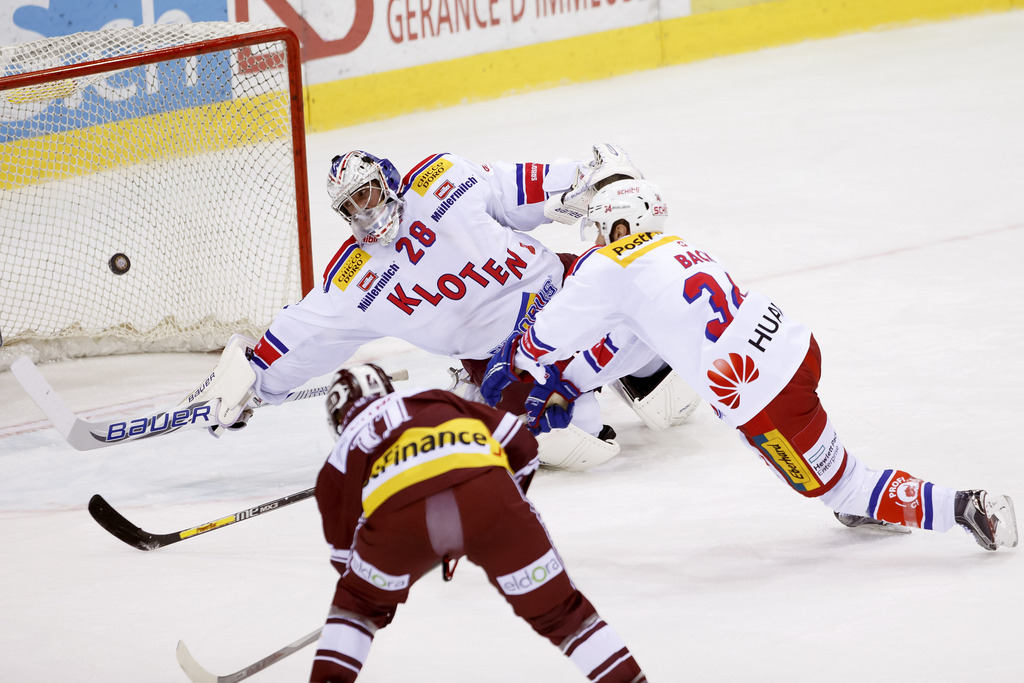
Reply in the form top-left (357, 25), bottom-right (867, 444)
top-left (544, 143), bottom-right (644, 226)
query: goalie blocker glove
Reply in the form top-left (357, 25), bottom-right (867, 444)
top-left (199, 334), bottom-right (258, 436)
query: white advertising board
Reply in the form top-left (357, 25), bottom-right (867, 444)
top-left (0, 1), bottom-right (691, 86)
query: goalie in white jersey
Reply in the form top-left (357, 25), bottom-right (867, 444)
top-left (208, 145), bottom-right (686, 470)
top-left (481, 179), bottom-right (1018, 551)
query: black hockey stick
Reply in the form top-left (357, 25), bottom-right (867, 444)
top-left (176, 628), bottom-right (322, 683)
top-left (88, 487), bottom-right (316, 551)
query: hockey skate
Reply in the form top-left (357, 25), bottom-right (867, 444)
top-left (954, 489), bottom-right (1018, 551)
top-left (834, 511), bottom-right (911, 534)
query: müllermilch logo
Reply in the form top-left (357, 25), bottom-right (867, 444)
top-left (707, 353), bottom-right (759, 409)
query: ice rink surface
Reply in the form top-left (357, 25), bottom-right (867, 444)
top-left (2, 10), bottom-right (1023, 682)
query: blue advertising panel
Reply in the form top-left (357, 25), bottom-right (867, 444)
top-left (2, 1), bottom-right (232, 144)
top-left (11, 0), bottom-right (227, 37)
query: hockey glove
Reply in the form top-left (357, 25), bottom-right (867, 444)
top-left (480, 333), bottom-right (531, 407)
top-left (544, 143), bottom-right (643, 226)
top-left (524, 368), bottom-right (580, 434)
top-left (208, 405), bottom-right (255, 438)
top-left (188, 333), bottom-right (258, 437)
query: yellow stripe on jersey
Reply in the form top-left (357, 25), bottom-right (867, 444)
top-left (362, 417), bottom-right (510, 516)
top-left (598, 232), bottom-right (677, 268)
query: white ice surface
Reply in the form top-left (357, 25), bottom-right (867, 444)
top-left (2, 11), bottom-right (1023, 682)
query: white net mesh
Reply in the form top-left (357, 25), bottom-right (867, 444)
top-left (0, 22), bottom-right (308, 370)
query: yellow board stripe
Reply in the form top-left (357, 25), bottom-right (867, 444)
top-left (668, 0), bottom-right (1022, 65)
top-left (306, 22), bottom-right (662, 132)
top-left (0, 92), bottom-right (290, 191)
top-left (305, 0), bottom-right (1020, 131)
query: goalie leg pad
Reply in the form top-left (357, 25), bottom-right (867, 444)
top-left (608, 365), bottom-right (701, 432)
top-left (535, 423), bottom-right (621, 471)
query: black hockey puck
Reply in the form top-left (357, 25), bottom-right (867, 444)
top-left (108, 252), bottom-right (131, 275)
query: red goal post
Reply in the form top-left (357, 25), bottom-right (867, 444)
top-left (0, 22), bottom-right (312, 370)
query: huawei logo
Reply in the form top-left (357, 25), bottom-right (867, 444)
top-left (707, 353), bottom-right (759, 409)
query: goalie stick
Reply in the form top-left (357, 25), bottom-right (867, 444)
top-left (177, 628), bottom-right (321, 683)
top-left (88, 487), bottom-right (315, 551)
top-left (10, 356), bottom-right (407, 451)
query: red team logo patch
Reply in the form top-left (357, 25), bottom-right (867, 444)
top-left (357, 270), bottom-right (378, 291)
top-left (707, 353), bottom-right (759, 409)
top-left (876, 471), bottom-right (925, 527)
top-left (433, 180), bottom-right (455, 200)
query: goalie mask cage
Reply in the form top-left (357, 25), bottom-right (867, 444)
top-left (0, 22), bottom-right (312, 371)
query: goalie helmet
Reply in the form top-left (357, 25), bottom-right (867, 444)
top-left (585, 179), bottom-right (668, 241)
top-left (327, 151), bottom-right (404, 247)
top-left (326, 363), bottom-right (395, 436)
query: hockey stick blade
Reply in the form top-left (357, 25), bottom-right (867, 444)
top-left (177, 628), bottom-right (322, 683)
top-left (10, 356), bottom-right (331, 451)
top-left (89, 487), bottom-right (316, 551)
top-left (10, 356), bottom-right (79, 439)
top-left (12, 356), bottom-right (408, 451)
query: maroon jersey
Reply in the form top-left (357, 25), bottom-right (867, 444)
top-left (316, 388), bottom-right (538, 568)
top-left (310, 388), bottom-right (647, 683)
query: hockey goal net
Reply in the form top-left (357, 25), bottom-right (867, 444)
top-left (0, 22), bottom-right (312, 371)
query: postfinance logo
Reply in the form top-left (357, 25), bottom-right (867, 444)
top-left (498, 548), bottom-right (564, 596)
top-left (361, 418), bottom-right (509, 516)
top-left (599, 231), bottom-right (674, 268)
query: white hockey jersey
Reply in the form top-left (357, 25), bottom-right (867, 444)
top-left (250, 152), bottom-right (582, 403)
top-left (516, 231), bottom-right (813, 428)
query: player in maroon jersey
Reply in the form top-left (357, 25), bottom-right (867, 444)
top-left (309, 363), bottom-right (647, 683)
